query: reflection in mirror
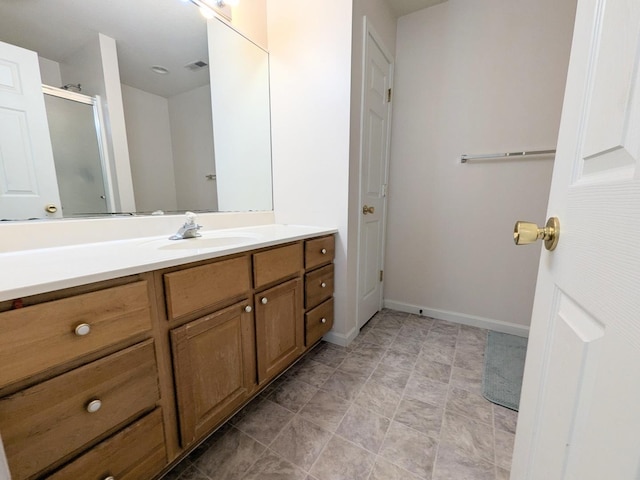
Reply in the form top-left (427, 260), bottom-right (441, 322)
top-left (43, 87), bottom-right (110, 216)
top-left (209, 18), bottom-right (273, 211)
top-left (0, 0), bottom-right (273, 220)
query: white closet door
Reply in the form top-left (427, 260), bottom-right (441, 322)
top-left (0, 41), bottom-right (61, 220)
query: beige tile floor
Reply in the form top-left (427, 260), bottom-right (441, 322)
top-left (163, 309), bottom-right (518, 480)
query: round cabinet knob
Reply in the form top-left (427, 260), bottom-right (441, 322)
top-left (75, 323), bottom-right (91, 336)
top-left (244, 305), bottom-right (252, 313)
top-left (261, 297), bottom-right (268, 305)
top-left (45, 204), bottom-right (58, 213)
top-left (321, 248), bottom-right (327, 255)
top-left (103, 476), bottom-right (115, 480)
top-left (321, 318), bottom-right (327, 324)
top-left (321, 282), bottom-right (327, 288)
top-left (86, 399), bottom-right (102, 413)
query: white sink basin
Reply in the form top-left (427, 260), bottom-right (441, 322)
top-left (144, 231), bottom-right (261, 251)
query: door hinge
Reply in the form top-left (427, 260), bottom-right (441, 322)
top-left (380, 270), bottom-right (384, 282)
top-left (387, 88), bottom-right (392, 103)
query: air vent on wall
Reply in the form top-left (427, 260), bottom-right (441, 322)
top-left (184, 60), bottom-right (209, 72)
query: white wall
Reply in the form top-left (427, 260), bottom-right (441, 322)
top-left (267, 0), bottom-right (354, 344)
top-left (38, 57), bottom-right (61, 87)
top-left (169, 84), bottom-right (217, 212)
top-left (230, 0), bottom-right (268, 49)
top-left (121, 84), bottom-right (178, 213)
top-left (121, 83), bottom-right (216, 213)
top-left (384, 0), bottom-right (577, 334)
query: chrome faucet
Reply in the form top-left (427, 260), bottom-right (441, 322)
top-left (169, 212), bottom-right (202, 240)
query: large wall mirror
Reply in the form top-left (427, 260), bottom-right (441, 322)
top-left (0, 0), bottom-right (272, 220)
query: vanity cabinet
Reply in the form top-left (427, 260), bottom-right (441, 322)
top-left (303, 235), bottom-right (335, 347)
top-left (252, 243), bottom-right (304, 385)
top-left (0, 276), bottom-right (163, 480)
top-left (0, 233), bottom-right (334, 479)
top-left (159, 254), bottom-right (255, 449)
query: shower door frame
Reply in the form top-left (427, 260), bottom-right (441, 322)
top-left (42, 85), bottom-right (116, 213)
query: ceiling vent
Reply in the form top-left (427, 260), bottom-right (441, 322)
top-left (184, 60), bottom-right (209, 72)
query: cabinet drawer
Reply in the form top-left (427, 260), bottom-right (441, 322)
top-left (0, 281), bottom-right (152, 389)
top-left (253, 243), bottom-right (303, 289)
top-left (305, 298), bottom-right (334, 346)
top-left (305, 235), bottom-right (335, 270)
top-left (48, 409), bottom-right (166, 480)
top-left (164, 256), bottom-right (251, 320)
top-left (0, 340), bottom-right (159, 480)
top-left (305, 264), bottom-right (334, 309)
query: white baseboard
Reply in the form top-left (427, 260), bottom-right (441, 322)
top-left (383, 299), bottom-right (529, 337)
top-left (322, 325), bottom-right (359, 347)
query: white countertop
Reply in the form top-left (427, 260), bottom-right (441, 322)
top-left (0, 224), bottom-right (337, 302)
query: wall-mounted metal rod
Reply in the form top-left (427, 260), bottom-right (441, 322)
top-left (460, 149), bottom-right (556, 163)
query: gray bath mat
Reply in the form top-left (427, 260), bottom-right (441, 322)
top-left (482, 331), bottom-right (528, 411)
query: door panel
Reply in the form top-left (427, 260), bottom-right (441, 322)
top-left (579, 0), bottom-right (640, 181)
top-left (171, 301), bottom-right (255, 447)
top-left (255, 278), bottom-right (303, 384)
top-left (43, 93), bottom-right (108, 216)
top-left (512, 0), bottom-right (640, 477)
top-left (357, 23), bottom-right (393, 328)
top-left (0, 41), bottom-right (61, 219)
top-left (362, 219), bottom-right (381, 298)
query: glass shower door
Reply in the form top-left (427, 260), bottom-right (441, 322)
top-left (43, 89), bottom-right (109, 216)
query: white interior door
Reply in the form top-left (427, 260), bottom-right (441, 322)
top-left (0, 41), bottom-right (61, 220)
top-left (357, 20), bottom-right (393, 328)
top-left (512, 0), bottom-right (640, 478)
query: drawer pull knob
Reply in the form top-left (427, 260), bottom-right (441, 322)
top-left (321, 282), bottom-right (327, 288)
top-left (321, 317), bottom-right (327, 324)
top-left (103, 477), bottom-right (115, 480)
top-left (86, 399), bottom-right (102, 413)
top-left (261, 297), bottom-right (268, 305)
top-left (321, 248), bottom-right (327, 254)
top-left (244, 305), bottom-right (252, 313)
top-left (74, 323), bottom-right (91, 336)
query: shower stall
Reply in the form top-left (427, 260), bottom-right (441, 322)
top-left (42, 85), bottom-right (114, 216)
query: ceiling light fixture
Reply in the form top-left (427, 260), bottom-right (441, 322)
top-left (151, 65), bottom-right (170, 75)
top-left (185, 0), bottom-right (237, 21)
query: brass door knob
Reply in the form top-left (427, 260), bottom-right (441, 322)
top-left (45, 204), bottom-right (58, 213)
top-left (362, 205), bottom-right (375, 215)
top-left (514, 217), bottom-right (560, 251)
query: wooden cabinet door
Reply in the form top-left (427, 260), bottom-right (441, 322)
top-left (255, 278), bottom-right (303, 385)
top-left (171, 301), bottom-right (256, 447)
